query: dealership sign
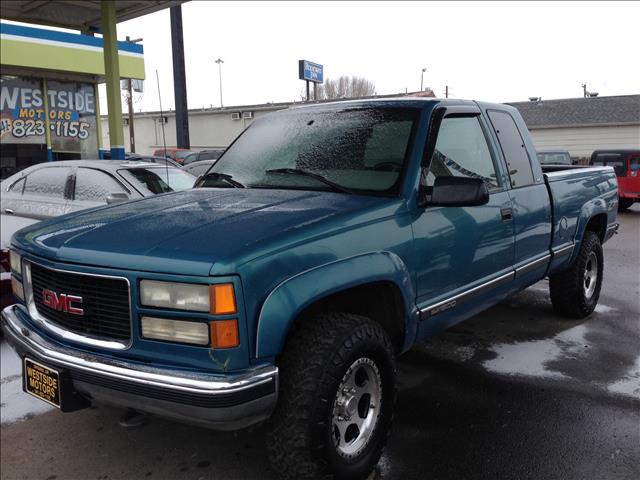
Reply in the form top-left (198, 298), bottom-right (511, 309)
top-left (1, 76), bottom-right (98, 152)
top-left (298, 60), bottom-right (323, 84)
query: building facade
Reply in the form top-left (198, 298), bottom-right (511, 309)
top-left (0, 22), bottom-right (144, 179)
top-left (508, 95), bottom-right (640, 162)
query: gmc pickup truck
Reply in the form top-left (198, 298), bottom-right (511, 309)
top-left (2, 98), bottom-right (619, 480)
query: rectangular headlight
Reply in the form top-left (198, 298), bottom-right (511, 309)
top-left (9, 250), bottom-right (22, 276)
top-left (141, 316), bottom-right (210, 345)
top-left (11, 276), bottom-right (24, 301)
top-left (140, 280), bottom-right (210, 312)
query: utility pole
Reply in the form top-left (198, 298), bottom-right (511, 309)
top-left (124, 36), bottom-right (141, 153)
top-left (445, 85), bottom-right (449, 98)
top-left (215, 58), bottom-right (224, 107)
top-left (170, 5), bottom-right (190, 149)
top-left (420, 67), bottom-right (427, 91)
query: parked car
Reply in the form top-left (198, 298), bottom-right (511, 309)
top-left (590, 149), bottom-right (640, 211)
top-left (1, 160), bottom-right (196, 221)
top-left (101, 151), bottom-right (183, 168)
top-left (152, 148), bottom-right (193, 164)
top-left (182, 159), bottom-right (216, 177)
top-left (537, 150), bottom-right (572, 165)
top-left (2, 98), bottom-right (618, 480)
top-left (182, 149), bottom-right (225, 166)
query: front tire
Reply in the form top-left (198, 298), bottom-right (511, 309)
top-left (266, 312), bottom-right (396, 480)
top-left (549, 231), bottom-right (603, 318)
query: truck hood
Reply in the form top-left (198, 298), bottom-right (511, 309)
top-left (12, 188), bottom-right (391, 276)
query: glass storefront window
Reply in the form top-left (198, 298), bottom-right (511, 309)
top-left (1, 75), bottom-right (46, 145)
top-left (46, 80), bottom-right (98, 159)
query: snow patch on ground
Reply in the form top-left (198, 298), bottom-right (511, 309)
top-left (1, 341), bottom-right (54, 424)
top-left (483, 324), bottom-right (589, 379)
top-left (608, 356), bottom-right (640, 399)
top-left (594, 304), bottom-right (616, 314)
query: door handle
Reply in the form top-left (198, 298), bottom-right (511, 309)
top-left (4, 209), bottom-right (14, 215)
top-left (500, 208), bottom-right (513, 221)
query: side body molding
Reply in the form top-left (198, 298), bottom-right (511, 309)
top-left (255, 251), bottom-right (417, 358)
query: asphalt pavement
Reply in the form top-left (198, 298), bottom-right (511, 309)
top-left (2, 206), bottom-right (639, 480)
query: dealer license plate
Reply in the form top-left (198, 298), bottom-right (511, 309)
top-left (23, 358), bottom-right (61, 408)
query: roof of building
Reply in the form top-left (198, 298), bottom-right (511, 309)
top-left (508, 94), bottom-right (640, 128)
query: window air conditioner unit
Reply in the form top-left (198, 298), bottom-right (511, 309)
top-left (242, 111), bottom-right (254, 119)
top-left (231, 112), bottom-right (241, 120)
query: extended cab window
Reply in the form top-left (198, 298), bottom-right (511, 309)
top-left (488, 110), bottom-right (535, 187)
top-left (23, 167), bottom-right (70, 198)
top-left (75, 168), bottom-right (129, 202)
top-left (202, 108), bottom-right (419, 195)
top-left (426, 116), bottom-right (499, 189)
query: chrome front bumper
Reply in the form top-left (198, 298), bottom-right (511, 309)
top-left (1, 305), bottom-right (278, 430)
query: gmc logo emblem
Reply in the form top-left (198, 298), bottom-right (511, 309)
top-left (42, 289), bottom-right (84, 315)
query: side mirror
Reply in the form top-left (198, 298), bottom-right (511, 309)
top-left (427, 176), bottom-right (489, 207)
top-left (106, 192), bottom-right (130, 204)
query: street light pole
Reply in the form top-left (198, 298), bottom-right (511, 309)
top-left (421, 67), bottom-right (427, 92)
top-left (215, 58), bottom-right (224, 107)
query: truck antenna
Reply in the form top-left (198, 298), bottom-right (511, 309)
top-left (156, 69), bottom-right (170, 187)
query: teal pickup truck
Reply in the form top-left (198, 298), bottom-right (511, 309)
top-left (2, 98), bottom-right (618, 479)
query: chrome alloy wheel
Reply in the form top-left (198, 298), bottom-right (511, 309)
top-left (331, 357), bottom-right (382, 458)
top-left (583, 251), bottom-right (598, 299)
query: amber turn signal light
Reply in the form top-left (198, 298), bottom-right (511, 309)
top-left (210, 319), bottom-right (240, 349)
top-left (210, 284), bottom-right (237, 315)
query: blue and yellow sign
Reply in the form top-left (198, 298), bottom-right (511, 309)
top-left (0, 22), bottom-right (145, 80)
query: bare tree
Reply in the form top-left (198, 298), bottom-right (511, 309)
top-left (302, 76), bottom-right (376, 101)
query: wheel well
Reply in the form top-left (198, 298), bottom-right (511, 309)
top-left (288, 281), bottom-right (406, 352)
top-left (584, 213), bottom-right (607, 243)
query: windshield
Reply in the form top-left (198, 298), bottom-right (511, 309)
top-left (537, 152), bottom-right (571, 165)
top-left (118, 167), bottom-right (195, 195)
top-left (175, 150), bottom-right (193, 160)
top-left (199, 107), bottom-right (419, 195)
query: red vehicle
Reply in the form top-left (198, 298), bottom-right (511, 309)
top-left (152, 148), bottom-right (193, 164)
top-left (590, 149), bottom-right (640, 211)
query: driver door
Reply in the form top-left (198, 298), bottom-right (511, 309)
top-left (412, 109), bottom-right (515, 317)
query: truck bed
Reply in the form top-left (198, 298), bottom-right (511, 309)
top-left (544, 166), bottom-right (618, 274)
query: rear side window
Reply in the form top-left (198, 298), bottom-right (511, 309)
top-left (488, 110), bottom-right (534, 188)
top-left (630, 156), bottom-right (640, 172)
top-left (23, 167), bottom-right (70, 198)
top-left (75, 168), bottom-right (128, 201)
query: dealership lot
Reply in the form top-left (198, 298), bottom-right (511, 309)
top-left (1, 206), bottom-right (638, 480)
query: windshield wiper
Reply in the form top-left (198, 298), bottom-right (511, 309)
top-left (265, 168), bottom-right (354, 194)
top-left (200, 172), bottom-right (245, 188)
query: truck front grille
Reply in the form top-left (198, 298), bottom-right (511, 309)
top-left (30, 263), bottom-right (131, 341)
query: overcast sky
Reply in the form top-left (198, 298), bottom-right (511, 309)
top-left (103, 0), bottom-right (638, 112)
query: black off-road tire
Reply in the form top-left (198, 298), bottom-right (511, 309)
top-left (266, 312), bottom-right (396, 480)
top-left (549, 231), bottom-right (603, 318)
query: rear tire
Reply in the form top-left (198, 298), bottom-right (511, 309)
top-left (266, 312), bottom-right (396, 480)
top-left (618, 198), bottom-right (633, 212)
top-left (549, 231), bottom-right (603, 318)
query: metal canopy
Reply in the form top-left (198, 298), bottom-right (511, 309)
top-left (1, 1), bottom-right (185, 31)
